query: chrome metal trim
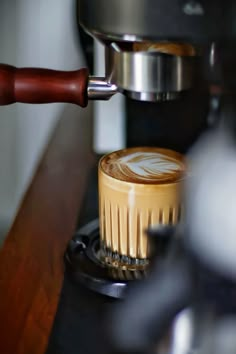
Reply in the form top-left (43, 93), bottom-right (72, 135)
top-left (80, 26), bottom-right (151, 44)
top-left (87, 76), bottom-right (117, 100)
top-left (105, 46), bottom-right (195, 102)
top-left (122, 90), bottom-right (181, 102)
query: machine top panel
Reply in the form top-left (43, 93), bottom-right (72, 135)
top-left (79, 0), bottom-right (236, 43)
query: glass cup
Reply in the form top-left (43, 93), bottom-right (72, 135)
top-left (98, 147), bottom-right (185, 271)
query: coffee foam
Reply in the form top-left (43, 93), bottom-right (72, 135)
top-left (100, 147), bottom-right (185, 184)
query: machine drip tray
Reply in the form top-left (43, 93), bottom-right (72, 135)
top-left (65, 219), bottom-right (145, 298)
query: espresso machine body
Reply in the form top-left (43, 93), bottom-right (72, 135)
top-left (77, 0), bottom-right (235, 155)
top-left (79, 0), bottom-right (235, 42)
top-left (1, 1), bottom-right (236, 353)
top-left (78, 2), bottom-right (236, 354)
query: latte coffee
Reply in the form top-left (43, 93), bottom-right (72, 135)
top-left (98, 147), bottom-right (185, 270)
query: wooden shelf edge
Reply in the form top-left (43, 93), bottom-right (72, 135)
top-left (0, 105), bottom-right (95, 354)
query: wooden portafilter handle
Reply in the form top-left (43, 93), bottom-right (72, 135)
top-left (0, 64), bottom-right (89, 107)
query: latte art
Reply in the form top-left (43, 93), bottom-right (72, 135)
top-left (100, 147), bottom-right (185, 184)
top-left (117, 152), bottom-right (180, 181)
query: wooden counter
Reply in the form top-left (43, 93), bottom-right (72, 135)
top-left (0, 104), bottom-right (95, 354)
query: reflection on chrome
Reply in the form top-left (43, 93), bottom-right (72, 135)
top-left (170, 309), bottom-right (194, 354)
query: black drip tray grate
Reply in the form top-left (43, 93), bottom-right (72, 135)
top-left (65, 219), bottom-right (146, 298)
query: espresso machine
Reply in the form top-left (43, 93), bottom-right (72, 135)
top-left (0, 1), bottom-right (236, 353)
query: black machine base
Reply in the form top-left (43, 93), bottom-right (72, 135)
top-left (65, 219), bottom-right (146, 298)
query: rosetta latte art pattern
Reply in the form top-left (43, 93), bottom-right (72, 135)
top-left (117, 152), bottom-right (180, 182)
top-left (100, 147), bottom-right (185, 184)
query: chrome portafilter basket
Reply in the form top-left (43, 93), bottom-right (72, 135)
top-left (88, 42), bottom-right (196, 102)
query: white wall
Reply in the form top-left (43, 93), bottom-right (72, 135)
top-left (0, 0), bottom-right (85, 239)
top-left (93, 40), bottom-right (125, 154)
